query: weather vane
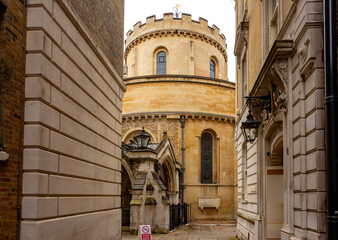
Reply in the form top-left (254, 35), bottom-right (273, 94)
top-left (172, 4), bottom-right (181, 18)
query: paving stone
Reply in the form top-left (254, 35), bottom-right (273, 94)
top-left (122, 223), bottom-right (236, 240)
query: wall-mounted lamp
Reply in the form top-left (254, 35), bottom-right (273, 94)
top-left (241, 93), bottom-right (271, 143)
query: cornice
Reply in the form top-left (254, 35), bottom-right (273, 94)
top-left (122, 112), bottom-right (235, 123)
top-left (123, 74), bottom-right (235, 89)
top-left (251, 40), bottom-right (294, 96)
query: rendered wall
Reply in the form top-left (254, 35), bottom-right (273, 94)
top-left (21, 0), bottom-right (125, 239)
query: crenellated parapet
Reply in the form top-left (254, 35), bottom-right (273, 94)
top-left (125, 13), bottom-right (227, 61)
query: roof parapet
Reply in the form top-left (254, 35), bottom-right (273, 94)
top-left (182, 13), bottom-right (192, 21)
top-left (146, 15), bottom-right (156, 24)
top-left (198, 17), bottom-right (208, 27)
top-left (125, 13), bottom-right (227, 53)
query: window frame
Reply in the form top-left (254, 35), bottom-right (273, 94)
top-left (210, 59), bottom-right (216, 78)
top-left (200, 132), bottom-right (214, 184)
top-left (156, 51), bottom-right (167, 75)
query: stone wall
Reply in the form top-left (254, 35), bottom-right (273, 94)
top-left (122, 112), bottom-right (237, 221)
top-left (123, 116), bottom-right (181, 163)
top-left (125, 13), bottom-right (228, 80)
top-left (234, 0), bottom-right (327, 239)
top-left (21, 0), bottom-right (125, 239)
top-left (0, 0), bottom-right (25, 239)
top-left (65, 0), bottom-right (124, 76)
top-left (123, 76), bottom-right (235, 117)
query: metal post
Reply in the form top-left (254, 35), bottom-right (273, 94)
top-left (323, 0), bottom-right (338, 239)
top-left (180, 115), bottom-right (185, 223)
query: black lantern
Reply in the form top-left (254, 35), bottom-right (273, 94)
top-left (241, 92), bottom-right (271, 143)
top-left (241, 108), bottom-right (261, 143)
top-left (133, 127), bottom-right (151, 149)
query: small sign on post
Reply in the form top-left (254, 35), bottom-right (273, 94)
top-left (139, 225), bottom-right (152, 240)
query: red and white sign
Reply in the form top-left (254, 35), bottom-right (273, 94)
top-left (139, 225), bottom-right (151, 240)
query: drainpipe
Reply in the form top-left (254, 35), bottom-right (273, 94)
top-left (18, 0), bottom-right (27, 239)
top-left (323, 0), bottom-right (338, 239)
top-left (180, 116), bottom-right (185, 218)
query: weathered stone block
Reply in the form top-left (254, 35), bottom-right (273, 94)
top-left (49, 175), bottom-right (119, 195)
top-left (25, 101), bottom-right (60, 129)
top-left (27, 7), bottom-right (61, 44)
top-left (59, 155), bottom-right (116, 182)
top-left (22, 197), bottom-right (57, 219)
top-left (22, 173), bottom-right (48, 195)
top-left (26, 30), bottom-right (52, 58)
top-left (26, 53), bottom-right (61, 87)
top-left (25, 77), bottom-right (51, 102)
top-left (23, 148), bottom-right (58, 172)
top-left (24, 125), bottom-right (50, 148)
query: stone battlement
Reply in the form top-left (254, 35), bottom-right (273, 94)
top-left (125, 13), bottom-right (226, 49)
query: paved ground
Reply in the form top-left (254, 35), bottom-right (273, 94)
top-left (122, 222), bottom-right (237, 240)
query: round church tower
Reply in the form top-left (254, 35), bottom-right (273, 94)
top-left (122, 13), bottom-right (236, 221)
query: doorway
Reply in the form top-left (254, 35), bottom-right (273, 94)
top-left (266, 137), bottom-right (284, 239)
top-left (121, 165), bottom-right (132, 227)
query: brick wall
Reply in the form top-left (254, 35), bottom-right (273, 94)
top-left (21, 0), bottom-right (125, 239)
top-left (0, 0), bottom-right (25, 239)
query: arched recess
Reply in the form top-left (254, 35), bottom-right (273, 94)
top-left (159, 158), bottom-right (175, 192)
top-left (262, 110), bottom-right (285, 239)
top-left (123, 128), bottom-right (156, 144)
top-left (153, 46), bottom-right (169, 75)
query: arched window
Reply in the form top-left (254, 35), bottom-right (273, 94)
top-left (157, 51), bottom-right (166, 74)
top-left (201, 132), bottom-right (213, 183)
top-left (210, 60), bottom-right (215, 78)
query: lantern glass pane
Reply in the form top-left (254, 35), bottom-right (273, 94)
top-left (248, 128), bottom-right (257, 142)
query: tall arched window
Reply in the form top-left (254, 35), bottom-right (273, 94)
top-left (157, 51), bottom-right (166, 74)
top-left (201, 132), bottom-right (213, 183)
top-left (210, 60), bottom-right (215, 78)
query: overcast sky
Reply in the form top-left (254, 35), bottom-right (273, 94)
top-left (124, 0), bottom-right (236, 82)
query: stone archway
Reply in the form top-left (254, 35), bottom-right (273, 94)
top-left (262, 115), bottom-right (284, 240)
top-left (266, 134), bottom-right (284, 239)
top-left (121, 165), bottom-right (132, 227)
top-left (159, 160), bottom-right (174, 191)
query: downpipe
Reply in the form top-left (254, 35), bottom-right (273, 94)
top-left (323, 0), bottom-right (338, 239)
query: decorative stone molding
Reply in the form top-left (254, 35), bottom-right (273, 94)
top-left (237, 212), bottom-right (256, 223)
top-left (270, 125), bottom-right (283, 144)
top-left (234, 21), bottom-right (249, 61)
top-left (298, 39), bottom-right (316, 79)
top-left (124, 74), bottom-right (235, 88)
top-left (251, 40), bottom-right (293, 95)
top-left (122, 112), bottom-right (235, 124)
top-left (271, 59), bottom-right (288, 106)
